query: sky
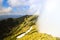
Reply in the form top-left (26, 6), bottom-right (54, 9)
top-left (0, 0), bottom-right (41, 15)
top-left (2, 0), bottom-right (9, 7)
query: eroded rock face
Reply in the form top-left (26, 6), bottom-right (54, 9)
top-left (37, 0), bottom-right (60, 37)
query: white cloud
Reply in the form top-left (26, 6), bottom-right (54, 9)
top-left (0, 0), bottom-right (12, 15)
top-left (0, 0), bottom-right (41, 15)
top-left (8, 0), bottom-right (20, 7)
top-left (8, 0), bottom-right (29, 7)
top-left (37, 0), bottom-right (60, 37)
top-left (7, 0), bottom-right (41, 15)
top-left (0, 0), bottom-right (3, 3)
top-left (10, 0), bottom-right (41, 6)
top-left (0, 7), bottom-right (12, 13)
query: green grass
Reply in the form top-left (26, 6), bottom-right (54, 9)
top-left (56, 37), bottom-right (60, 40)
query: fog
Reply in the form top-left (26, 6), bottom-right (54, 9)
top-left (37, 0), bottom-right (60, 37)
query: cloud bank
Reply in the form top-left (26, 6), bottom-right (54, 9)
top-left (0, 0), bottom-right (41, 15)
top-left (0, 0), bottom-right (12, 15)
top-left (8, 0), bottom-right (41, 15)
top-left (37, 0), bottom-right (60, 37)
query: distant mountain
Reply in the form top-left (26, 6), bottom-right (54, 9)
top-left (0, 15), bottom-right (23, 20)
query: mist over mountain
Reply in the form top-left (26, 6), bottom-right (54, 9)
top-left (0, 15), bottom-right (24, 20)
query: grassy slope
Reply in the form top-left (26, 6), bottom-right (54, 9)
top-left (0, 15), bottom-right (59, 40)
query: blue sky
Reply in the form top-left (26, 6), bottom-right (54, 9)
top-left (2, 0), bottom-right (9, 7)
top-left (0, 0), bottom-right (41, 15)
top-left (0, 0), bottom-right (30, 15)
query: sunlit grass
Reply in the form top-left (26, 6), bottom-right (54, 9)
top-left (3, 15), bottom-right (59, 40)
